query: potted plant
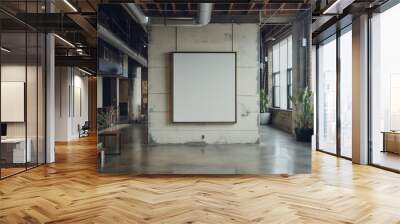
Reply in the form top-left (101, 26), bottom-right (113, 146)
top-left (260, 89), bottom-right (271, 125)
top-left (289, 87), bottom-right (313, 142)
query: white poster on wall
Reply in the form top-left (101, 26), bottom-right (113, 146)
top-left (1, 81), bottom-right (25, 122)
top-left (172, 52), bottom-right (236, 123)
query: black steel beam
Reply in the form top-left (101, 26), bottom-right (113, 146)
top-left (55, 55), bottom-right (96, 70)
top-left (13, 13), bottom-right (83, 32)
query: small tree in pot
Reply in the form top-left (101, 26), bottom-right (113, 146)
top-left (260, 89), bottom-right (271, 125)
top-left (289, 87), bottom-right (313, 142)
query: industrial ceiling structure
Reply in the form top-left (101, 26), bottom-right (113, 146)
top-left (0, 0), bottom-right (388, 72)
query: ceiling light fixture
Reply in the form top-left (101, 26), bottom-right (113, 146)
top-left (1, 47), bottom-right (11, 53)
top-left (63, 0), bottom-right (78, 12)
top-left (54, 34), bottom-right (75, 48)
top-left (78, 67), bottom-right (93, 76)
top-left (322, 0), bottom-right (354, 15)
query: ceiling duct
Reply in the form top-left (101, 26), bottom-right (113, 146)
top-left (198, 3), bottom-right (213, 26)
top-left (123, 3), bottom-right (149, 30)
top-left (98, 24), bottom-right (147, 67)
top-left (124, 3), bottom-right (213, 27)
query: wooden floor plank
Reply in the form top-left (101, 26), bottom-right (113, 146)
top-left (0, 135), bottom-right (400, 223)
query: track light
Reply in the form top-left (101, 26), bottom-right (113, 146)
top-left (322, 0), bottom-right (354, 15)
top-left (78, 67), bottom-right (93, 76)
top-left (63, 0), bottom-right (78, 12)
top-left (54, 34), bottom-right (75, 48)
top-left (1, 47), bottom-right (11, 53)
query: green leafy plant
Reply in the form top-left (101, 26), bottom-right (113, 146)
top-left (260, 89), bottom-right (270, 113)
top-left (97, 106), bottom-right (119, 130)
top-left (289, 87), bottom-right (313, 129)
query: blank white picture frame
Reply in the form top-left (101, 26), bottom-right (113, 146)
top-left (172, 52), bottom-right (236, 123)
top-left (1, 81), bottom-right (25, 122)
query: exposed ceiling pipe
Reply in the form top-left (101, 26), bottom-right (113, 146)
top-left (124, 3), bottom-right (149, 26)
top-left (198, 3), bottom-right (213, 25)
top-left (98, 24), bottom-right (147, 67)
top-left (151, 3), bottom-right (214, 27)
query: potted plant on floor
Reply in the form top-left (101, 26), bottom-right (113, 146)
top-left (290, 87), bottom-right (313, 142)
top-left (260, 89), bottom-right (271, 125)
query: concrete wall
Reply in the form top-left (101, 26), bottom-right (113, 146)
top-left (55, 67), bottom-right (89, 141)
top-left (148, 24), bottom-right (260, 144)
top-left (270, 109), bottom-right (293, 133)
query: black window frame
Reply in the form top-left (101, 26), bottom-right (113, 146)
top-left (287, 68), bottom-right (293, 110)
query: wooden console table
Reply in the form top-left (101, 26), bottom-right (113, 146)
top-left (382, 131), bottom-right (400, 154)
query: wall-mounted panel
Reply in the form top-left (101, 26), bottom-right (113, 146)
top-left (1, 82), bottom-right (25, 122)
top-left (172, 52), bottom-right (236, 123)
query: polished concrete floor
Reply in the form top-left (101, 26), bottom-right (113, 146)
top-left (98, 124), bottom-right (311, 175)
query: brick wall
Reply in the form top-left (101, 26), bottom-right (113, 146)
top-left (271, 109), bottom-right (293, 134)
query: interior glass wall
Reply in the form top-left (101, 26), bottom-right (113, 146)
top-left (370, 2), bottom-right (400, 171)
top-left (317, 35), bottom-right (337, 154)
top-left (0, 1), bottom-right (46, 179)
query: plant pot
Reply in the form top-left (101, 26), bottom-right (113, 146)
top-left (295, 128), bottom-right (313, 142)
top-left (260, 112), bottom-right (271, 125)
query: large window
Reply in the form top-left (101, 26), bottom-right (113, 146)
top-left (316, 25), bottom-right (353, 158)
top-left (272, 35), bottom-right (292, 109)
top-left (370, 3), bottom-right (400, 171)
top-left (340, 27), bottom-right (352, 158)
top-left (317, 35), bottom-right (337, 155)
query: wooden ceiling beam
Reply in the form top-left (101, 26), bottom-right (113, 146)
top-left (155, 3), bottom-right (162, 14)
top-left (228, 3), bottom-right (235, 15)
top-left (172, 3), bottom-right (176, 15)
top-left (262, 0), bottom-right (269, 17)
top-left (248, 2), bottom-right (256, 15)
top-left (187, 2), bottom-right (191, 15)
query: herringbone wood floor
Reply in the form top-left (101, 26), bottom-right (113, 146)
top-left (1, 135), bottom-right (400, 224)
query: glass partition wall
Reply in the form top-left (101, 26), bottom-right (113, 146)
top-left (316, 25), bottom-right (352, 159)
top-left (370, 2), bottom-right (400, 171)
top-left (0, 2), bottom-right (46, 179)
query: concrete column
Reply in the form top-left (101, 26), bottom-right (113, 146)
top-left (46, 26), bottom-right (55, 163)
top-left (97, 76), bottom-right (103, 108)
top-left (352, 14), bottom-right (369, 164)
top-left (133, 67), bottom-right (142, 120)
top-left (128, 66), bottom-right (142, 121)
top-left (311, 45), bottom-right (317, 150)
top-left (128, 68), bottom-right (135, 122)
top-left (116, 78), bottom-right (120, 108)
